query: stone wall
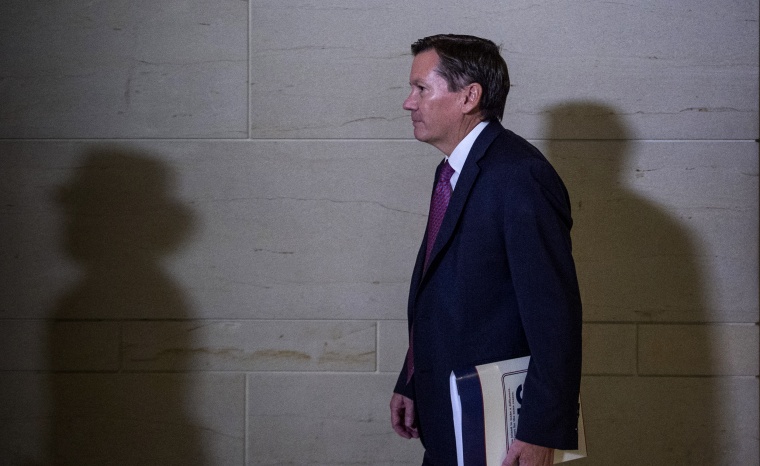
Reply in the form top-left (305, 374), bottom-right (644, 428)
top-left (1, 1), bottom-right (757, 464)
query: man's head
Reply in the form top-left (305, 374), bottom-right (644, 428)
top-left (402, 34), bottom-right (510, 154)
top-left (411, 34), bottom-right (510, 122)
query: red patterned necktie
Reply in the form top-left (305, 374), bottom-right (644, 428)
top-left (406, 159), bottom-right (456, 383)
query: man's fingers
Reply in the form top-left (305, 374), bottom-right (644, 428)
top-left (390, 393), bottom-right (418, 439)
top-left (502, 445), bottom-right (517, 466)
top-left (390, 394), bottom-right (412, 439)
top-left (394, 424), bottom-right (412, 439)
top-left (404, 405), bottom-right (414, 426)
top-left (401, 396), bottom-right (419, 438)
top-left (502, 440), bottom-right (554, 466)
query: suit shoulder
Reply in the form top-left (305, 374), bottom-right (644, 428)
top-left (481, 127), bottom-right (555, 179)
top-left (477, 127), bottom-right (572, 213)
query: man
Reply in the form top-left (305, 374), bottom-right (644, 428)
top-left (390, 35), bottom-right (582, 466)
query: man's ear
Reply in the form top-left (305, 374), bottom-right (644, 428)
top-left (461, 83), bottom-right (483, 114)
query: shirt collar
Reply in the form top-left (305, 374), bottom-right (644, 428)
top-left (445, 120), bottom-right (489, 189)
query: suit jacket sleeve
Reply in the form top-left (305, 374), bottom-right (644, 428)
top-left (393, 359), bottom-right (415, 400)
top-left (506, 157), bottom-right (582, 449)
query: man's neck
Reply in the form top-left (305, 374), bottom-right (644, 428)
top-left (439, 116), bottom-right (484, 156)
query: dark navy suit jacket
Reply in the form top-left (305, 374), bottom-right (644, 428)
top-left (394, 120), bottom-right (582, 465)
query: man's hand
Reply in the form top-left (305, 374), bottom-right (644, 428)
top-left (502, 439), bottom-right (553, 466)
top-left (390, 393), bottom-right (419, 439)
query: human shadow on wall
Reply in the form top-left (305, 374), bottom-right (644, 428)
top-left (47, 149), bottom-right (204, 464)
top-left (542, 103), bottom-right (714, 464)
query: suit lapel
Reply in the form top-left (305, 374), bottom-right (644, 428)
top-left (408, 162), bottom-right (442, 300)
top-left (421, 121), bottom-right (504, 283)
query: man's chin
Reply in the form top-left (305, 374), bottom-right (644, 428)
top-left (412, 128), bottom-right (428, 143)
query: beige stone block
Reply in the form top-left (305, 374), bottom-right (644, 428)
top-left (0, 373), bottom-right (245, 465)
top-left (50, 321), bottom-right (121, 372)
top-left (250, 0), bottom-right (757, 140)
top-left (0, 143), bottom-right (202, 319)
top-left (639, 324), bottom-right (759, 376)
top-left (0, 320), bottom-right (120, 371)
top-left (0, 321), bottom-right (48, 371)
top-left (0, 373), bottom-right (50, 465)
top-left (0, 0), bottom-right (247, 138)
top-left (581, 376), bottom-right (758, 465)
top-left (160, 139), bottom-right (435, 320)
top-left (248, 373), bottom-right (424, 465)
top-left (378, 320), bottom-right (409, 373)
top-left (123, 320), bottom-right (377, 372)
top-left (0, 140), bottom-right (436, 320)
top-left (537, 140), bottom-right (758, 323)
top-left (582, 324), bottom-right (636, 375)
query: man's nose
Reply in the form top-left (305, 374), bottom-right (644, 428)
top-left (403, 93), bottom-right (416, 111)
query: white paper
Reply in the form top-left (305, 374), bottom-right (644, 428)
top-left (450, 356), bottom-right (587, 465)
top-left (449, 372), bottom-right (465, 466)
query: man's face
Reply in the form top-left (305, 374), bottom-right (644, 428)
top-left (403, 50), bottom-right (467, 154)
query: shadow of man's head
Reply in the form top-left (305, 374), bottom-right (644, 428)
top-left (542, 101), bottom-right (706, 322)
top-left (53, 147), bottom-right (196, 322)
top-left (56, 149), bottom-right (193, 265)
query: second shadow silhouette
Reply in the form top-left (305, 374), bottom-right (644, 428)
top-left (542, 102), bottom-right (716, 465)
top-left (48, 148), bottom-right (204, 464)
